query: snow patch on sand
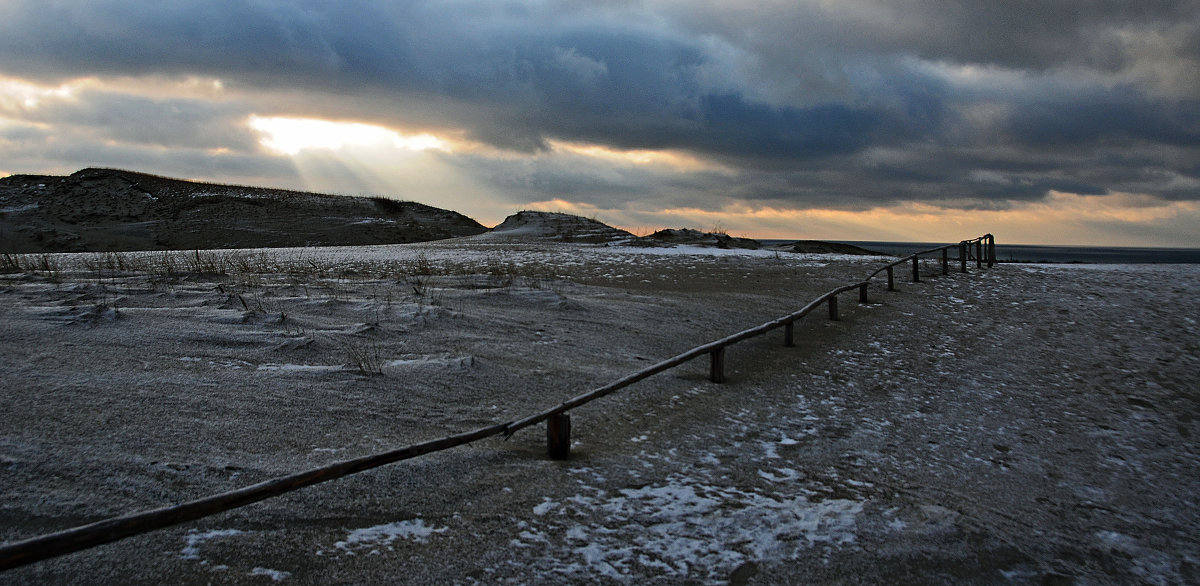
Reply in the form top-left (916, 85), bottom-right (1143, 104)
top-left (181, 528), bottom-right (244, 560)
top-left (250, 567), bottom-right (292, 581)
top-left (335, 519), bottom-right (448, 554)
top-left (256, 363), bottom-right (342, 373)
top-left (525, 473), bottom-right (862, 581)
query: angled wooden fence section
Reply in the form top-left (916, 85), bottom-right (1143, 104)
top-left (509, 234), bottom-right (996, 449)
top-left (0, 234), bottom-right (995, 572)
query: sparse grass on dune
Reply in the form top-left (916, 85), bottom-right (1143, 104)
top-left (2, 248), bottom-right (573, 298)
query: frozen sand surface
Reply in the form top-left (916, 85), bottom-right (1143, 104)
top-left (1, 245), bottom-right (1197, 584)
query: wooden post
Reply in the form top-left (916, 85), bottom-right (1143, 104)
top-left (911, 256), bottom-right (920, 282)
top-left (547, 413), bottom-right (571, 460)
top-left (858, 283), bottom-right (868, 303)
top-left (828, 295), bottom-right (839, 321)
top-left (941, 248), bottom-right (948, 275)
top-left (976, 240), bottom-right (983, 268)
top-left (960, 242), bottom-right (968, 273)
top-left (987, 235), bottom-right (995, 267)
top-left (886, 266), bottom-right (895, 291)
top-left (710, 348), bottom-right (725, 383)
top-left (784, 322), bottom-right (795, 347)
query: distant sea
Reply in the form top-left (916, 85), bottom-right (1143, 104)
top-left (827, 241), bottom-right (1200, 264)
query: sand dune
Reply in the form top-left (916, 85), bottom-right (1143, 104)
top-left (0, 168), bottom-right (486, 253)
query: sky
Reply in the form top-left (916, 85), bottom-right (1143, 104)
top-left (1, 1), bottom-right (1198, 246)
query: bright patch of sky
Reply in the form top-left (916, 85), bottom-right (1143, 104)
top-left (249, 116), bottom-right (448, 156)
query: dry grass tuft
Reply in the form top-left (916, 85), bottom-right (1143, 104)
top-left (341, 339), bottom-right (385, 376)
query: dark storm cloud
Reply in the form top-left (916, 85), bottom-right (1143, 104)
top-left (1005, 89), bottom-right (1200, 148)
top-left (0, 1), bottom-right (947, 157)
top-left (1, 0), bottom-right (1198, 212)
top-left (0, 1), bottom-right (373, 82)
top-left (665, 0), bottom-right (1199, 77)
top-left (900, 0), bottom-right (1197, 71)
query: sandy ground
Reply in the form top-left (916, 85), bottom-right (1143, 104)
top-left (1, 242), bottom-right (1197, 584)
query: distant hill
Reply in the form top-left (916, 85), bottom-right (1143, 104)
top-left (477, 211), bottom-right (636, 244)
top-left (766, 240), bottom-right (886, 256)
top-left (473, 211), bottom-right (888, 256)
top-left (634, 228), bottom-right (762, 249)
top-left (0, 168), bottom-right (887, 256)
top-left (0, 168), bottom-right (487, 253)
top-left (471, 212), bottom-right (764, 249)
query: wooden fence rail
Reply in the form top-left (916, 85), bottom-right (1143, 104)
top-left (0, 424), bottom-right (510, 571)
top-left (502, 282), bottom-right (863, 437)
top-left (0, 234), bottom-right (995, 572)
top-left (511, 233), bottom-right (995, 452)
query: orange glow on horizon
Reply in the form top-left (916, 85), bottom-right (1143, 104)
top-left (526, 193), bottom-right (1200, 247)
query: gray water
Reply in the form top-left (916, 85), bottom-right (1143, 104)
top-left (829, 241), bottom-right (1200, 264)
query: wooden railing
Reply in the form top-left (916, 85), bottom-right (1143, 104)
top-left (870, 233), bottom-right (995, 289)
top-left (0, 234), bottom-right (995, 572)
top-left (508, 234), bottom-right (996, 446)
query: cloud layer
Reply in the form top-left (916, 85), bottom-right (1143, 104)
top-left (1, 1), bottom-right (1197, 244)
